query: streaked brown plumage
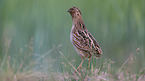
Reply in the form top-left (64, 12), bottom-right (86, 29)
top-left (68, 7), bottom-right (102, 69)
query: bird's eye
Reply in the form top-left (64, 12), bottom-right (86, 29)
top-left (70, 8), bottom-right (74, 10)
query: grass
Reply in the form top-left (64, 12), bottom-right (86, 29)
top-left (0, 39), bottom-right (59, 81)
top-left (0, 39), bottom-right (144, 81)
top-left (59, 52), bottom-right (145, 81)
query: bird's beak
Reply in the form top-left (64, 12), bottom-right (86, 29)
top-left (67, 9), bottom-right (71, 13)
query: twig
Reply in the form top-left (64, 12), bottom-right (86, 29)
top-left (1, 39), bottom-right (11, 69)
top-left (58, 50), bottom-right (82, 79)
top-left (118, 55), bottom-right (131, 72)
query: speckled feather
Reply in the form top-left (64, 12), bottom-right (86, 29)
top-left (68, 7), bottom-right (102, 69)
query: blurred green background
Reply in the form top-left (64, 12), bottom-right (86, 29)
top-left (0, 0), bottom-right (145, 75)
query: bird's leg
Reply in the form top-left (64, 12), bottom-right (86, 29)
top-left (77, 59), bottom-right (84, 69)
top-left (88, 55), bottom-right (92, 69)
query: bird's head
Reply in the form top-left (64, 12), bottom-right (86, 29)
top-left (68, 7), bottom-right (82, 19)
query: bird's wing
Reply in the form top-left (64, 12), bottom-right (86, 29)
top-left (87, 32), bottom-right (102, 54)
top-left (72, 29), bottom-right (92, 52)
top-left (72, 29), bottom-right (102, 54)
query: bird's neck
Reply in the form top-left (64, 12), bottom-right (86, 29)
top-left (72, 16), bottom-right (84, 24)
top-left (72, 16), bottom-right (86, 30)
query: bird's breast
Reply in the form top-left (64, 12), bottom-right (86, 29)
top-left (70, 25), bottom-right (75, 43)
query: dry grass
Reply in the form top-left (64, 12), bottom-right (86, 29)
top-left (0, 39), bottom-right (144, 81)
top-left (58, 50), bottom-right (145, 81)
top-left (0, 39), bottom-right (59, 81)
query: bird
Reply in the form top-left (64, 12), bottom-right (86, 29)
top-left (68, 7), bottom-right (102, 69)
